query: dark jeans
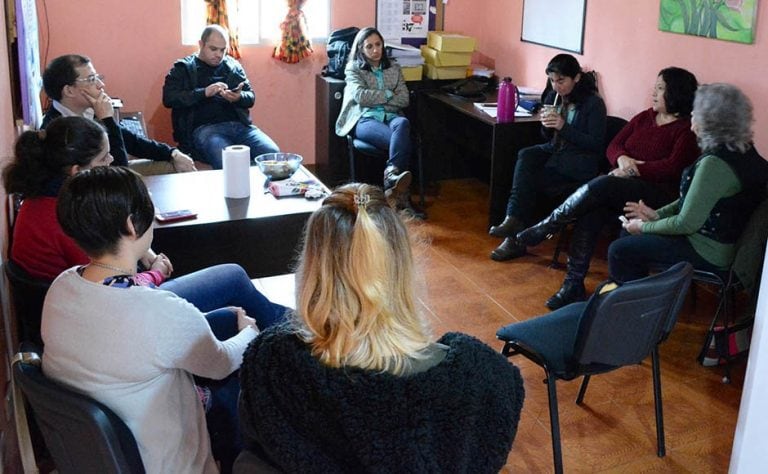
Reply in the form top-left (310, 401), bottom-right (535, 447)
top-left (608, 233), bottom-right (720, 283)
top-left (564, 175), bottom-right (673, 280)
top-left (355, 116), bottom-right (412, 171)
top-left (506, 144), bottom-right (584, 223)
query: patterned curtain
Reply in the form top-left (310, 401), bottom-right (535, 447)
top-left (272, 0), bottom-right (313, 64)
top-left (204, 0), bottom-right (242, 59)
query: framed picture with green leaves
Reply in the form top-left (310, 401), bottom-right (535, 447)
top-left (659, 0), bottom-right (758, 44)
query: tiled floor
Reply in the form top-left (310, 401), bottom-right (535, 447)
top-left (410, 179), bottom-right (745, 473)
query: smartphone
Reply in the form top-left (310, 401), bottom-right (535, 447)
top-left (155, 209), bottom-right (197, 223)
top-left (618, 215), bottom-right (629, 224)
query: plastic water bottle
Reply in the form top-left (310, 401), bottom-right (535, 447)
top-left (497, 77), bottom-right (519, 123)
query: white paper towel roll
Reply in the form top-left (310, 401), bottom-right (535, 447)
top-left (222, 145), bottom-right (251, 198)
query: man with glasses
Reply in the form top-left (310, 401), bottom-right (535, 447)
top-left (41, 54), bottom-right (196, 174)
top-left (162, 24), bottom-right (280, 169)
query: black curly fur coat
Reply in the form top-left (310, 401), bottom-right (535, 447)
top-left (238, 325), bottom-right (525, 473)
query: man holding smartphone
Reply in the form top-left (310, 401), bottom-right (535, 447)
top-left (163, 24), bottom-right (280, 169)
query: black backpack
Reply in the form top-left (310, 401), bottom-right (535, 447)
top-left (322, 27), bottom-right (359, 80)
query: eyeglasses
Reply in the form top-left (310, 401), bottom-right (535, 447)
top-left (74, 74), bottom-right (105, 84)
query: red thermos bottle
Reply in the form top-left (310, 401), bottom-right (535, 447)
top-left (497, 77), bottom-right (519, 123)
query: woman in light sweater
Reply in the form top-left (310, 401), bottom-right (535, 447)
top-left (43, 166), bottom-right (260, 473)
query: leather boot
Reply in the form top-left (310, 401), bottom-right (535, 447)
top-left (516, 183), bottom-right (598, 247)
top-left (545, 279), bottom-right (586, 310)
top-left (489, 216), bottom-right (525, 238)
top-left (490, 237), bottom-right (526, 261)
top-left (544, 224), bottom-right (595, 309)
top-left (396, 190), bottom-right (427, 220)
top-left (383, 166), bottom-right (412, 209)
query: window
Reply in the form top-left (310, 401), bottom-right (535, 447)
top-left (181, 0), bottom-right (330, 45)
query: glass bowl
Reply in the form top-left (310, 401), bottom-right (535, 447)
top-left (255, 153), bottom-right (303, 180)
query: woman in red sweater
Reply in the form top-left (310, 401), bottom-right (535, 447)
top-left (4, 116), bottom-right (115, 280)
top-left (512, 67), bottom-right (700, 309)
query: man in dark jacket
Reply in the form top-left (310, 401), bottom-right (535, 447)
top-left (162, 24), bottom-right (280, 169)
top-left (41, 54), bottom-right (196, 174)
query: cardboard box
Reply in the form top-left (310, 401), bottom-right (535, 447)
top-left (421, 46), bottom-right (472, 67)
top-left (427, 32), bottom-right (476, 52)
top-left (425, 64), bottom-right (468, 80)
top-left (400, 65), bottom-right (423, 82)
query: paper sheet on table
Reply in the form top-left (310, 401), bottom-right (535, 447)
top-left (473, 103), bottom-right (532, 118)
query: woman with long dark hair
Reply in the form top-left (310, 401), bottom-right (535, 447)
top-left (490, 53), bottom-right (607, 261)
top-left (335, 26), bottom-right (423, 217)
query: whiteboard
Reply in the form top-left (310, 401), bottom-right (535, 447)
top-left (521, 0), bottom-right (586, 54)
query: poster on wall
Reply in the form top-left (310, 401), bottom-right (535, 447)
top-left (521, 0), bottom-right (586, 54)
top-left (376, 0), bottom-right (437, 46)
top-left (15, 0), bottom-right (43, 128)
top-left (658, 0), bottom-right (758, 44)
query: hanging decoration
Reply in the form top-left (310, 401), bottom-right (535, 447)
top-left (204, 0), bottom-right (242, 59)
top-left (272, 0), bottom-right (313, 64)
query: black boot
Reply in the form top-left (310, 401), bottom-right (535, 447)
top-left (545, 279), bottom-right (586, 310)
top-left (490, 237), bottom-right (526, 261)
top-left (383, 165), bottom-right (412, 209)
top-left (544, 224), bottom-right (596, 309)
top-left (489, 216), bottom-right (525, 238)
top-left (516, 183), bottom-right (598, 247)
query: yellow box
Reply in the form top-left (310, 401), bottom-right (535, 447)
top-left (424, 64), bottom-right (468, 80)
top-left (427, 32), bottom-right (476, 52)
top-left (400, 65), bottom-right (423, 82)
top-left (421, 46), bottom-right (472, 67)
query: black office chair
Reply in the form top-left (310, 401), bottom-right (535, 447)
top-left (4, 260), bottom-right (51, 347)
top-left (683, 195), bottom-right (768, 382)
top-left (346, 131), bottom-right (426, 208)
top-left (12, 349), bottom-right (146, 474)
top-left (550, 115), bottom-right (629, 268)
top-left (497, 262), bottom-right (693, 474)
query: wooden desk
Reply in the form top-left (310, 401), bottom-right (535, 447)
top-left (418, 90), bottom-right (542, 227)
top-left (144, 166), bottom-right (324, 278)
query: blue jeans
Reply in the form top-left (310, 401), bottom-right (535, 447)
top-left (160, 263), bottom-right (288, 330)
top-left (608, 233), bottom-right (721, 284)
top-left (355, 116), bottom-right (411, 171)
top-left (193, 121), bottom-right (280, 169)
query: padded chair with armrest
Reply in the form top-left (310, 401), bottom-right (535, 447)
top-left (4, 259), bottom-right (51, 347)
top-left (497, 262), bottom-right (693, 474)
top-left (550, 115), bottom-right (629, 268)
top-left (346, 132), bottom-right (426, 208)
top-left (346, 89), bottom-right (426, 208)
top-left (12, 348), bottom-right (146, 474)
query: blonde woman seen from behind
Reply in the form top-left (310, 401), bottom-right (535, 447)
top-left (237, 183), bottom-right (525, 473)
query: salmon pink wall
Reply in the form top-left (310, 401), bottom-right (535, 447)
top-left (444, 0), bottom-right (768, 153)
top-left (38, 0), bottom-right (373, 165)
top-left (34, 0), bottom-right (768, 162)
